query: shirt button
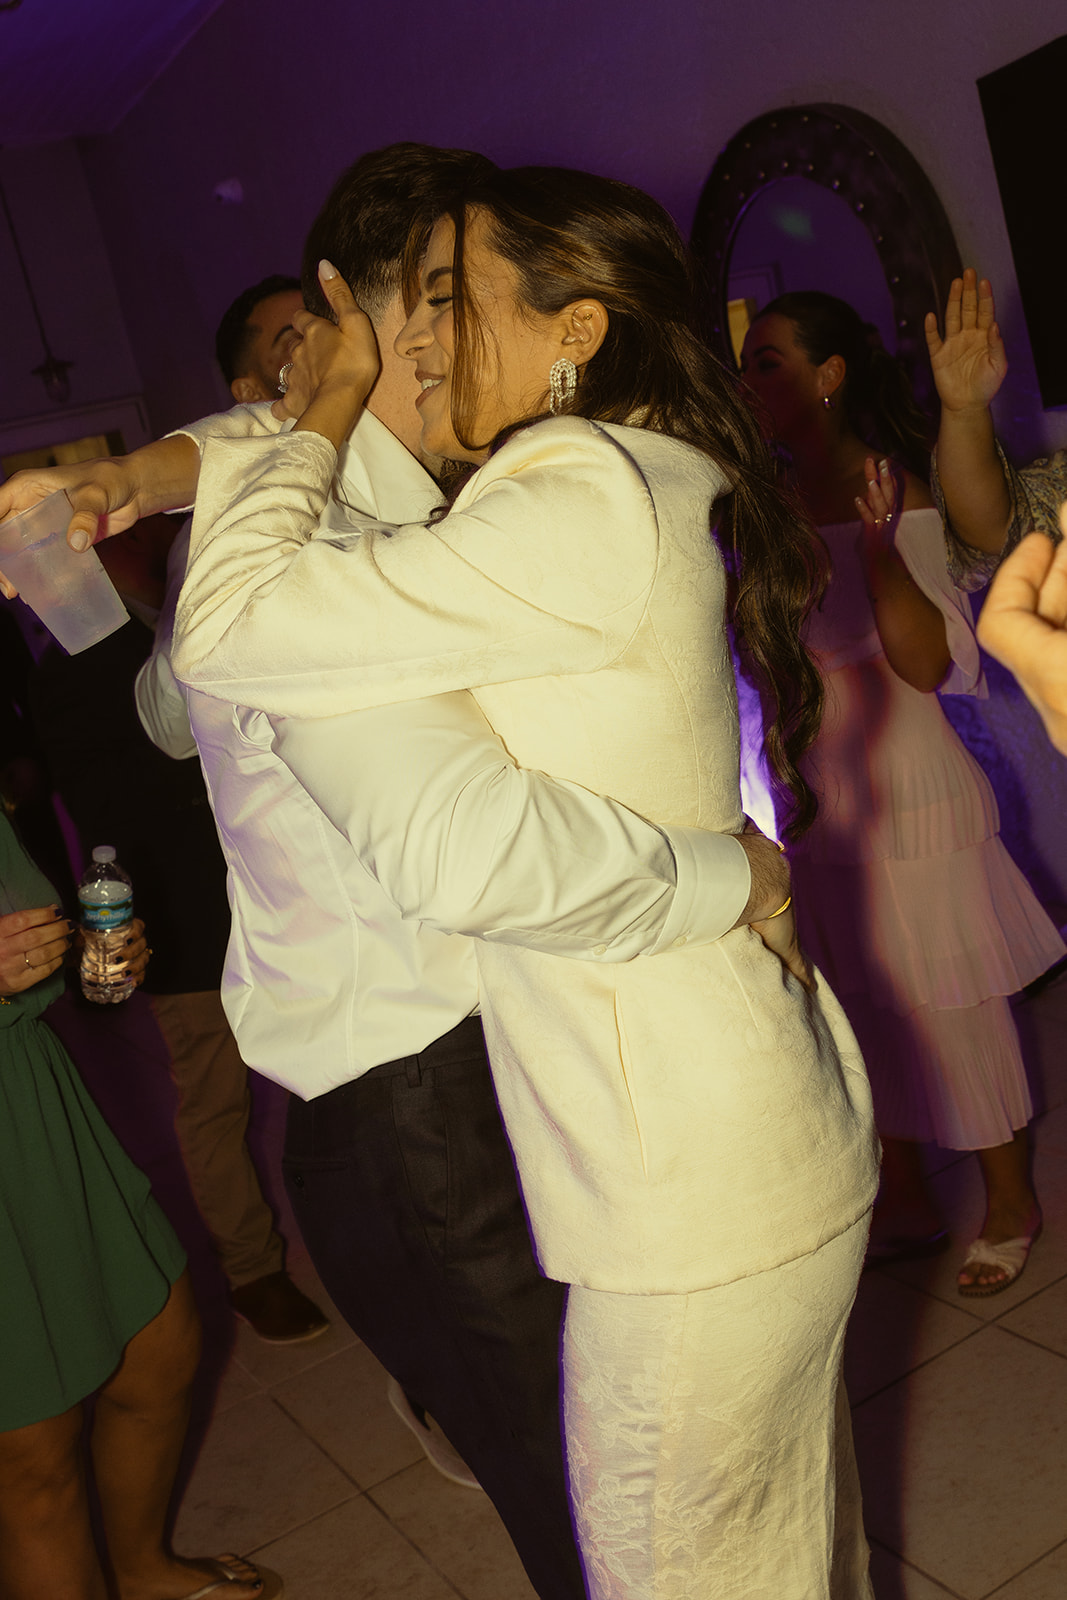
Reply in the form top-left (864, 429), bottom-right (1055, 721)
top-left (672, 934), bottom-right (688, 948)
top-left (592, 943), bottom-right (608, 956)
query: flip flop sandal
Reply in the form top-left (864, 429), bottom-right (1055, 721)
top-left (179, 1554), bottom-right (285, 1600)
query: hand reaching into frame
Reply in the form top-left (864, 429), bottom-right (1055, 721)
top-left (977, 515), bottom-right (1067, 755)
top-left (926, 268), bottom-right (1008, 417)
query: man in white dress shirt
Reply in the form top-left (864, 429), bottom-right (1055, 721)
top-left (0, 145), bottom-right (789, 1600)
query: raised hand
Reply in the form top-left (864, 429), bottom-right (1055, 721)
top-left (274, 260), bottom-right (381, 449)
top-left (925, 268), bottom-right (1008, 415)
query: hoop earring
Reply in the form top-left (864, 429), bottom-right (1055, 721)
top-left (549, 358), bottom-right (578, 415)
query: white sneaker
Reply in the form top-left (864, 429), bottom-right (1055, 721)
top-left (385, 1376), bottom-right (483, 1489)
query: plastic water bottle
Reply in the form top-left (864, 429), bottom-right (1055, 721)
top-left (78, 846), bottom-right (136, 1005)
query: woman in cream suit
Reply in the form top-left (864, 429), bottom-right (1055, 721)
top-left (174, 168), bottom-right (879, 1599)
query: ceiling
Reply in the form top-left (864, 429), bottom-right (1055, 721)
top-left (0, 0), bottom-right (226, 146)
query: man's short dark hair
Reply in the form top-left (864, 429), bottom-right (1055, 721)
top-left (215, 274), bottom-right (302, 383)
top-left (301, 143), bottom-right (496, 323)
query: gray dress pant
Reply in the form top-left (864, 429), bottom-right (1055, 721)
top-left (283, 1015), bottom-right (586, 1600)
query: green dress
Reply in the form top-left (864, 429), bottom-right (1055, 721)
top-left (0, 814), bottom-right (186, 1430)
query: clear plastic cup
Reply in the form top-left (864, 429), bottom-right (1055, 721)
top-left (0, 489), bottom-right (128, 653)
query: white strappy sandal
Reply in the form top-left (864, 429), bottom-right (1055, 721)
top-left (957, 1230), bottom-right (1041, 1298)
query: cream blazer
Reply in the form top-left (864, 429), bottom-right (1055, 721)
top-left (175, 416), bottom-right (878, 1293)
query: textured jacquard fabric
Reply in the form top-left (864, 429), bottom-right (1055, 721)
top-left (563, 1219), bottom-right (873, 1599)
top-left (174, 416), bottom-right (880, 1291)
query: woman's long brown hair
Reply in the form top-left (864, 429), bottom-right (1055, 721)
top-left (428, 167), bottom-right (828, 839)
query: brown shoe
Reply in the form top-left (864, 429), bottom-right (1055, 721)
top-left (229, 1271), bottom-right (330, 1344)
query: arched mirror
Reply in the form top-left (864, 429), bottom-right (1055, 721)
top-left (691, 104), bottom-right (962, 415)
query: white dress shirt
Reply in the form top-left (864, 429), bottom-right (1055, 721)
top-left (141, 406), bottom-right (751, 1097)
top-left (171, 416), bottom-right (877, 1294)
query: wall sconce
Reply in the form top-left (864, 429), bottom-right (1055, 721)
top-left (0, 170), bottom-right (74, 403)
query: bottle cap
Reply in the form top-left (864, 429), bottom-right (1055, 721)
top-left (91, 845), bottom-right (117, 863)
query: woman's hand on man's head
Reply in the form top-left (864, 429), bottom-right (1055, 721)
top-left (276, 261), bottom-right (382, 449)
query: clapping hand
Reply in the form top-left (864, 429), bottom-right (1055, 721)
top-left (926, 269), bottom-right (1008, 416)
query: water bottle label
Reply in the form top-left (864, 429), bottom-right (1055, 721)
top-left (79, 896), bottom-right (132, 931)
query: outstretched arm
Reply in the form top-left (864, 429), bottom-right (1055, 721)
top-left (0, 401), bottom-right (288, 599)
top-left (0, 436), bottom-right (201, 598)
top-left (977, 522), bottom-right (1067, 754)
top-left (928, 269), bottom-right (1011, 556)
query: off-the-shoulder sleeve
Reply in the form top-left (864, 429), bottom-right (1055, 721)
top-left (932, 440), bottom-right (1067, 590)
top-left (1007, 452), bottom-right (1067, 547)
top-left (894, 507), bottom-right (986, 697)
top-left (172, 419), bottom-right (660, 719)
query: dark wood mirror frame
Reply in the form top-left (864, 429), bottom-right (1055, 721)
top-left (691, 103), bottom-right (962, 416)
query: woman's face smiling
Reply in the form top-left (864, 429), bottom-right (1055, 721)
top-left (397, 211), bottom-right (580, 464)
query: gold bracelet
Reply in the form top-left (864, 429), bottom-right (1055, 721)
top-left (766, 894), bottom-right (792, 919)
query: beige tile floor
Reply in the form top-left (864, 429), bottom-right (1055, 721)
top-left (53, 963), bottom-right (1067, 1599)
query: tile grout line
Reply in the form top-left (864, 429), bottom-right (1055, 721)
top-left (244, 1488), bottom-right (470, 1600)
top-left (262, 1385), bottom-right (478, 1592)
top-left (849, 1318), bottom-right (989, 1411)
top-left (980, 1534), bottom-right (1067, 1598)
top-left (868, 1535), bottom-right (967, 1598)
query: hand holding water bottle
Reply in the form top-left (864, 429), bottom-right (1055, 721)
top-left (77, 846), bottom-right (150, 1003)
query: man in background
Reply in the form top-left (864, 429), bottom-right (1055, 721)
top-left (29, 512), bottom-right (329, 1346)
top-left (214, 274), bottom-right (303, 405)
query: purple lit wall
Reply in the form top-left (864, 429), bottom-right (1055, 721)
top-left (72, 0), bottom-right (1067, 459)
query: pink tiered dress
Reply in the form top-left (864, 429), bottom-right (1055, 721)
top-left (791, 508), bottom-right (1064, 1150)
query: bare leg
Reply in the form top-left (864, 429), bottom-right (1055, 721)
top-left (0, 1403), bottom-right (107, 1600)
top-left (959, 1127), bottom-right (1042, 1291)
top-left (92, 1272), bottom-right (262, 1600)
top-left (871, 1136), bottom-right (944, 1240)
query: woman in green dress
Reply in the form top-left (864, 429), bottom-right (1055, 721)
top-left (0, 811), bottom-right (279, 1600)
